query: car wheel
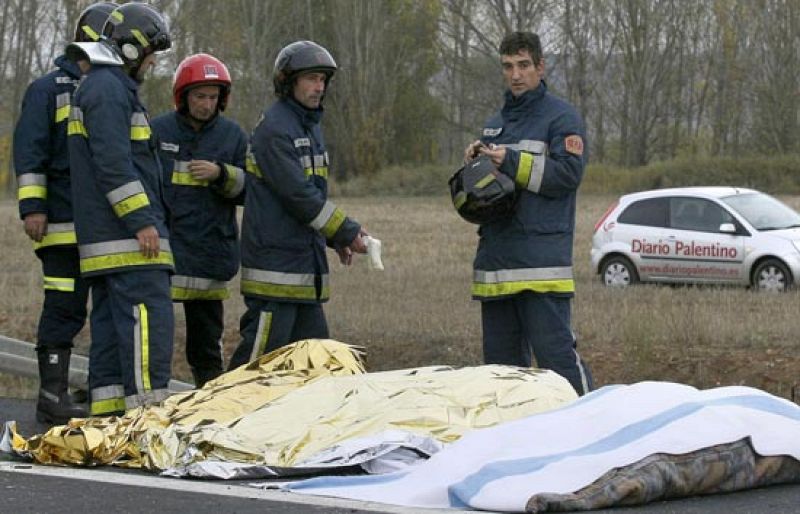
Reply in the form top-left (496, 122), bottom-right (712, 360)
top-left (751, 259), bottom-right (792, 292)
top-left (600, 256), bottom-right (639, 288)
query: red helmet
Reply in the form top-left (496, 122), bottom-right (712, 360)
top-left (173, 53), bottom-right (232, 111)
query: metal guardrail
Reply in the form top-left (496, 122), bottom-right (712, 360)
top-left (0, 334), bottom-right (193, 392)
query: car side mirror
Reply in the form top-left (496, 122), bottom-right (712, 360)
top-left (719, 223), bottom-right (736, 234)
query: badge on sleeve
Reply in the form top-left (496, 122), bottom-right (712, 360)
top-left (564, 135), bottom-right (584, 156)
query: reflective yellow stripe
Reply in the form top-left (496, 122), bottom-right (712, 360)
top-left (245, 153), bottom-right (262, 177)
top-left (130, 28), bottom-right (150, 48)
top-left (453, 191), bottom-right (467, 210)
top-left (304, 167), bottom-right (329, 179)
top-left (171, 286), bottom-right (229, 301)
top-left (91, 397), bottom-right (126, 415)
top-left (138, 303), bottom-right (151, 391)
top-left (18, 185), bottom-right (47, 200)
top-left (130, 126), bottom-right (151, 140)
top-left (475, 174), bottom-right (496, 189)
top-left (80, 251), bottom-right (174, 274)
top-left (171, 172), bottom-right (208, 186)
top-left (55, 104), bottom-right (70, 123)
top-left (222, 164), bottom-right (245, 197)
top-left (472, 279), bottom-right (575, 297)
top-left (251, 311), bottom-right (273, 362)
top-left (241, 280), bottom-right (329, 301)
top-left (68, 119), bottom-right (88, 137)
top-left (515, 152), bottom-right (533, 189)
top-left (111, 10), bottom-right (123, 22)
top-left (33, 230), bottom-right (77, 250)
top-left (112, 192), bottom-right (150, 217)
top-left (81, 24), bottom-right (100, 41)
top-left (320, 208), bottom-right (346, 239)
top-left (43, 276), bottom-right (75, 292)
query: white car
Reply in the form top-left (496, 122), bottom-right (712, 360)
top-left (591, 187), bottom-right (800, 292)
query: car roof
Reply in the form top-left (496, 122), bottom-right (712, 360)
top-left (619, 186), bottom-right (759, 204)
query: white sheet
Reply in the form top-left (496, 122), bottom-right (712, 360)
top-left (287, 382), bottom-right (800, 512)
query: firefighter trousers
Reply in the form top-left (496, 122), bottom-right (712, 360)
top-left (87, 269), bottom-right (174, 414)
top-left (36, 246), bottom-right (89, 350)
top-left (481, 292), bottom-right (593, 395)
top-left (228, 296), bottom-right (329, 370)
top-left (181, 299), bottom-right (224, 386)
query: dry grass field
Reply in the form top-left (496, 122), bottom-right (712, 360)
top-left (1, 193), bottom-right (798, 401)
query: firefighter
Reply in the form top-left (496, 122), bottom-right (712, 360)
top-left (228, 40), bottom-right (368, 369)
top-left (13, 2), bottom-right (116, 425)
top-left (151, 54), bottom-right (247, 387)
top-left (66, 2), bottom-right (174, 415)
top-left (463, 32), bottom-right (593, 395)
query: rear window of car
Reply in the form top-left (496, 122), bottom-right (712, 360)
top-left (617, 197), bottom-right (668, 227)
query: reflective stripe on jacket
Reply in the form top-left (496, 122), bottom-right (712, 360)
top-left (474, 81), bottom-right (587, 300)
top-left (151, 111), bottom-right (247, 298)
top-left (68, 65), bottom-right (173, 277)
top-left (13, 55), bottom-right (81, 251)
top-left (241, 98), bottom-right (359, 303)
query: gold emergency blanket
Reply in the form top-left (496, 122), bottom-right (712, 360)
top-left (11, 339), bottom-right (577, 473)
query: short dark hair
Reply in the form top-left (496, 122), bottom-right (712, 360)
top-left (499, 32), bottom-right (543, 65)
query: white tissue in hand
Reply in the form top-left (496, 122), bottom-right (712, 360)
top-left (363, 236), bottom-right (384, 271)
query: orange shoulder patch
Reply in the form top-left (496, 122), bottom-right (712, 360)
top-left (564, 135), bottom-right (584, 156)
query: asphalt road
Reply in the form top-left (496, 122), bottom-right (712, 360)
top-left (2, 397), bottom-right (799, 514)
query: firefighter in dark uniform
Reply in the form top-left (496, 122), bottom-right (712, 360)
top-left (13, 2), bottom-right (116, 425)
top-left (464, 32), bottom-right (593, 395)
top-left (228, 40), bottom-right (368, 369)
top-left (151, 53), bottom-right (247, 387)
top-left (66, 3), bottom-right (174, 415)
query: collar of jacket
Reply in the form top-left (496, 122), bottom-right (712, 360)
top-left (284, 97), bottom-right (323, 128)
top-left (55, 54), bottom-right (82, 80)
top-left (502, 80), bottom-right (548, 122)
top-left (176, 110), bottom-right (220, 133)
top-left (107, 65), bottom-right (141, 93)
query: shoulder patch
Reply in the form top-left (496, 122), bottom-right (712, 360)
top-left (294, 137), bottom-right (311, 148)
top-left (160, 142), bottom-right (179, 152)
top-left (565, 135), bottom-right (584, 156)
top-left (55, 76), bottom-right (78, 85)
top-left (483, 127), bottom-right (502, 137)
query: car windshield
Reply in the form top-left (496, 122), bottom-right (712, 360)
top-left (721, 192), bottom-right (800, 231)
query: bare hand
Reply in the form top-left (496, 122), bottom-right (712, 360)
top-left (189, 160), bottom-right (221, 181)
top-left (480, 143), bottom-right (506, 167)
top-left (336, 246), bottom-right (353, 265)
top-left (136, 225), bottom-right (160, 258)
top-left (23, 213), bottom-right (48, 242)
top-left (348, 228), bottom-right (369, 254)
top-left (464, 140), bottom-right (484, 163)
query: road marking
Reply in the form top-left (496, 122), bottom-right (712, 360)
top-left (0, 462), bottom-right (472, 513)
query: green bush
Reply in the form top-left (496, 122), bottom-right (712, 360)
top-left (332, 155), bottom-right (800, 197)
top-left (330, 164), bottom-right (454, 197)
top-left (582, 155), bottom-right (800, 195)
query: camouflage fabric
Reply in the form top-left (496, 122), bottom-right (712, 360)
top-left (526, 438), bottom-right (800, 512)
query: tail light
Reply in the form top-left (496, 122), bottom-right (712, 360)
top-left (593, 200), bottom-right (619, 232)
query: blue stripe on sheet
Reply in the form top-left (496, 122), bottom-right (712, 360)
top-left (448, 394), bottom-right (800, 507)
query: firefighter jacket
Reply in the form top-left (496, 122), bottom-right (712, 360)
top-left (242, 97), bottom-right (360, 303)
top-left (13, 55), bottom-right (81, 252)
top-left (474, 81), bottom-right (587, 300)
top-left (151, 111), bottom-right (247, 300)
top-left (68, 65), bottom-right (173, 277)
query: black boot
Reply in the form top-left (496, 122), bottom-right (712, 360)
top-left (191, 367), bottom-right (223, 389)
top-left (36, 349), bottom-right (88, 424)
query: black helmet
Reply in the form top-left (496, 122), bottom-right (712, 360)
top-left (449, 154), bottom-right (517, 225)
top-left (102, 3), bottom-right (171, 76)
top-left (273, 40), bottom-right (337, 99)
top-left (74, 3), bottom-right (116, 43)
